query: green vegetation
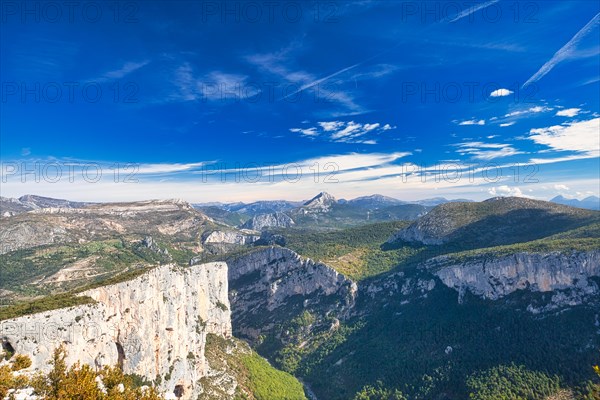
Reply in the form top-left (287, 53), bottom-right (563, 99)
top-left (290, 203), bottom-right (428, 229)
top-left (354, 381), bottom-right (407, 400)
top-left (390, 199), bottom-right (599, 252)
top-left (277, 221), bottom-right (417, 280)
top-left (203, 334), bottom-right (307, 400)
top-left (466, 364), bottom-right (561, 399)
top-left (240, 352), bottom-right (307, 400)
top-left (261, 285), bottom-right (600, 400)
top-left (0, 238), bottom-right (168, 299)
top-left (0, 292), bottom-right (95, 321)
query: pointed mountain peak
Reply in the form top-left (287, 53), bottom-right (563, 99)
top-left (304, 192), bottom-right (336, 206)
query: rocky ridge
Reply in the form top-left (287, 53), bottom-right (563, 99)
top-left (428, 250), bottom-right (600, 305)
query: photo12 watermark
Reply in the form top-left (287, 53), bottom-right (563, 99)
top-left (198, 1), bottom-right (340, 24)
top-left (0, 1), bottom-right (140, 24)
top-left (1, 81), bottom-right (140, 104)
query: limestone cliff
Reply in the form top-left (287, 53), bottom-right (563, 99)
top-left (241, 212), bottom-right (295, 231)
top-left (202, 230), bottom-right (258, 245)
top-left (429, 250), bottom-right (600, 305)
top-left (227, 246), bottom-right (357, 342)
top-left (0, 262), bottom-right (231, 400)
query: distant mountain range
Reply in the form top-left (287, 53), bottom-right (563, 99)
top-left (550, 195), bottom-right (600, 210)
top-left (193, 193), bottom-right (477, 229)
top-left (0, 194), bottom-right (91, 217)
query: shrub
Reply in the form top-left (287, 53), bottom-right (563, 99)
top-left (11, 354), bottom-right (32, 371)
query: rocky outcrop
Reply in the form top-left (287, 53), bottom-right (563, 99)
top-left (241, 212), bottom-right (295, 231)
top-left (0, 219), bottom-right (70, 254)
top-left (142, 235), bottom-right (171, 259)
top-left (227, 247), bottom-right (357, 342)
top-left (202, 230), bottom-right (259, 245)
top-left (430, 251), bottom-right (600, 304)
top-left (0, 262), bottom-right (231, 400)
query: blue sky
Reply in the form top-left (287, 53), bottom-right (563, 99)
top-left (1, 0), bottom-right (599, 202)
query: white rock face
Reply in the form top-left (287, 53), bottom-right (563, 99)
top-left (241, 212), bottom-right (295, 231)
top-left (432, 251), bottom-right (600, 302)
top-left (203, 230), bottom-right (258, 245)
top-left (0, 262), bottom-right (231, 400)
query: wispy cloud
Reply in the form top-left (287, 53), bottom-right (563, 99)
top-left (504, 106), bottom-right (553, 118)
top-left (523, 12), bottom-right (600, 87)
top-left (172, 63), bottom-right (257, 102)
top-left (101, 61), bottom-right (149, 80)
top-left (499, 122), bottom-right (515, 127)
top-left (454, 141), bottom-right (524, 160)
top-left (290, 121), bottom-right (395, 143)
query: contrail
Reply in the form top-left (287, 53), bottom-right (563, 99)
top-left (447, 0), bottom-right (500, 23)
top-left (282, 1), bottom-right (502, 101)
top-left (280, 43), bottom-right (401, 100)
top-left (523, 12), bottom-right (600, 88)
top-left (281, 62), bottom-right (362, 100)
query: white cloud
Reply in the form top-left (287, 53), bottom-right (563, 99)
top-left (458, 119), bottom-right (485, 126)
top-left (488, 185), bottom-right (531, 198)
top-left (555, 108), bottom-right (581, 117)
top-left (528, 117), bottom-right (600, 160)
top-left (554, 184), bottom-right (570, 191)
top-left (290, 121), bottom-right (395, 143)
top-left (318, 121), bottom-right (344, 132)
top-left (499, 122), bottom-right (515, 127)
top-left (489, 88), bottom-right (514, 97)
